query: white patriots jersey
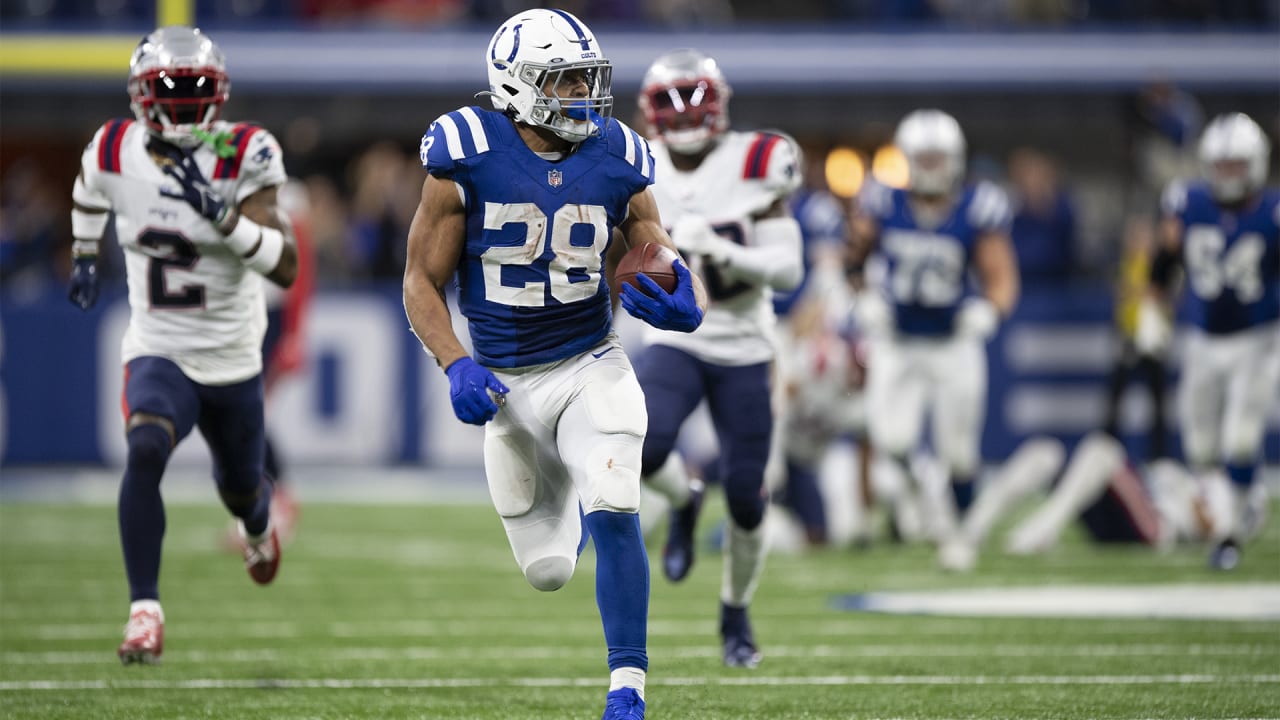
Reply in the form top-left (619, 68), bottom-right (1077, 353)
top-left (645, 130), bottom-right (802, 365)
top-left (77, 118), bottom-right (287, 385)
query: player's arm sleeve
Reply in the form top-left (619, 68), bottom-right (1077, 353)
top-left (70, 127), bottom-right (114, 256)
top-left (714, 203), bottom-right (804, 291)
top-left (969, 182), bottom-right (1019, 316)
top-left (235, 128), bottom-right (288, 204)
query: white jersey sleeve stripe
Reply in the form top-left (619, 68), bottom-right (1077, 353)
top-left (437, 114), bottom-right (465, 161)
top-left (458, 107), bottom-right (489, 155)
top-left (623, 127), bottom-right (637, 170)
top-left (636, 132), bottom-right (652, 178)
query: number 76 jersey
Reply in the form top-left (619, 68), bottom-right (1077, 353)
top-left (75, 119), bottom-right (287, 385)
top-left (1162, 181), bottom-right (1280, 335)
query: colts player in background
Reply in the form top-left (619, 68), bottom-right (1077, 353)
top-left (633, 49), bottom-right (804, 669)
top-left (402, 10), bottom-right (706, 719)
top-left (845, 109), bottom-right (1020, 572)
top-left (1136, 112), bottom-right (1280, 570)
top-left (67, 26), bottom-right (296, 664)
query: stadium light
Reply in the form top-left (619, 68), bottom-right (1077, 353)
top-left (824, 146), bottom-right (865, 199)
top-left (872, 145), bottom-right (910, 189)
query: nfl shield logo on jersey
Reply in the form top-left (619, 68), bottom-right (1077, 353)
top-left (547, 169), bottom-right (563, 188)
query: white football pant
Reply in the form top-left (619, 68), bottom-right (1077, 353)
top-left (483, 335), bottom-right (647, 592)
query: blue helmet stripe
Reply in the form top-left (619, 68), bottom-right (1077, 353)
top-left (549, 9), bottom-right (591, 51)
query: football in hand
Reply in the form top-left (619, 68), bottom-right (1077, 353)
top-left (616, 243), bottom-right (679, 295)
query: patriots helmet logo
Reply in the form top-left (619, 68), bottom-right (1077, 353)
top-left (547, 169), bottom-right (563, 187)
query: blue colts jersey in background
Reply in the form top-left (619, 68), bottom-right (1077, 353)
top-left (861, 181), bottom-right (1011, 336)
top-left (421, 106), bottom-right (655, 367)
top-left (1163, 181), bottom-right (1280, 335)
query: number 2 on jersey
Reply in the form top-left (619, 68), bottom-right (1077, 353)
top-left (480, 202), bottom-right (609, 306)
top-left (139, 230), bottom-right (205, 309)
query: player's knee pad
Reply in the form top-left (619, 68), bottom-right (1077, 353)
top-left (485, 430), bottom-right (540, 518)
top-left (578, 368), bottom-right (646, 514)
top-left (125, 423), bottom-right (172, 473)
top-left (725, 487), bottom-right (766, 531)
top-left (523, 554), bottom-right (575, 592)
top-left (1221, 429), bottom-right (1264, 467)
top-left (580, 438), bottom-right (642, 514)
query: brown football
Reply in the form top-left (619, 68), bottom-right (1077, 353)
top-left (615, 243), bottom-right (679, 295)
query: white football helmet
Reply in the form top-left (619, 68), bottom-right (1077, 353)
top-left (128, 26), bottom-right (229, 148)
top-left (1198, 112), bottom-right (1270, 203)
top-left (484, 8), bottom-right (612, 144)
top-left (638, 48), bottom-right (731, 155)
top-left (894, 109), bottom-right (966, 196)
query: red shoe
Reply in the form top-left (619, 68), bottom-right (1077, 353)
top-left (240, 522), bottom-right (281, 585)
top-left (118, 603), bottom-right (163, 665)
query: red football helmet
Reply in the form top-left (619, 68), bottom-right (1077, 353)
top-left (638, 49), bottom-right (731, 155)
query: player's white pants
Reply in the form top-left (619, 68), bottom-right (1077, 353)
top-left (483, 334), bottom-right (647, 592)
top-left (1178, 322), bottom-right (1280, 469)
top-left (866, 333), bottom-right (987, 478)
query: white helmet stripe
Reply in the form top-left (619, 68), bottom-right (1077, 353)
top-left (436, 113), bottom-right (465, 160)
top-left (458, 107), bottom-right (489, 154)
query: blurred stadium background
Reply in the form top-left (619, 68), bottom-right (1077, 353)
top-left (1, 2), bottom-right (1278, 719)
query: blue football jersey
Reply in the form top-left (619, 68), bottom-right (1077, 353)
top-left (861, 181), bottom-right (1012, 336)
top-left (420, 107), bottom-right (655, 367)
top-left (1163, 181), bottom-right (1280, 335)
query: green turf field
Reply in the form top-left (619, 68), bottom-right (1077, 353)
top-left (1, 494), bottom-right (1277, 719)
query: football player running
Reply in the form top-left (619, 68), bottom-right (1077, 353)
top-left (845, 109), bottom-right (1020, 572)
top-left (67, 26), bottom-right (297, 664)
top-left (633, 49), bottom-right (804, 669)
top-left (1137, 112), bottom-right (1279, 571)
top-left (402, 10), bottom-right (706, 719)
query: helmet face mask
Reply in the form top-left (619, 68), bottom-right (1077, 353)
top-left (639, 49), bottom-right (731, 155)
top-left (895, 109), bottom-right (966, 196)
top-left (128, 26), bottom-right (229, 148)
top-left (1198, 113), bottom-right (1270, 204)
top-left (486, 9), bottom-right (613, 144)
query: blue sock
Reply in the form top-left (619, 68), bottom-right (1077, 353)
top-left (720, 602), bottom-right (754, 642)
top-left (119, 425), bottom-right (172, 602)
top-left (1226, 463), bottom-right (1256, 489)
top-left (951, 476), bottom-right (975, 516)
top-left (583, 510), bottom-right (648, 672)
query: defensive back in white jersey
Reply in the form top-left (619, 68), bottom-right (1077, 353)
top-left (77, 119), bottom-right (287, 384)
top-left (645, 130), bottom-right (802, 365)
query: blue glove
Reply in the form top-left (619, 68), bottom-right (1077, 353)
top-left (151, 138), bottom-right (232, 228)
top-left (68, 257), bottom-right (100, 311)
top-left (445, 357), bottom-right (510, 426)
top-left (619, 260), bottom-right (704, 333)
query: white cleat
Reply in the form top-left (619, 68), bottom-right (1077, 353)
top-left (938, 537), bottom-right (977, 572)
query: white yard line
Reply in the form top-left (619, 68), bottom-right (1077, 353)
top-left (2, 643), bottom-right (1273, 666)
top-left (1, 674), bottom-right (1278, 691)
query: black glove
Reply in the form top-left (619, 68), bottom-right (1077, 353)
top-left (150, 138), bottom-right (233, 229)
top-left (68, 256), bottom-right (99, 311)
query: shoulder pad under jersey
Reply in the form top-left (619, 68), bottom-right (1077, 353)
top-left (857, 180), bottom-right (897, 222)
top-left (1160, 179), bottom-right (1191, 218)
top-left (421, 106), bottom-right (494, 177)
top-left (742, 131), bottom-right (802, 199)
top-left (600, 118), bottom-right (656, 186)
top-left (966, 180), bottom-right (1012, 233)
top-left (85, 118), bottom-right (137, 175)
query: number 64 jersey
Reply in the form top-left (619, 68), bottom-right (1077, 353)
top-left (75, 118), bottom-right (287, 384)
top-left (1162, 180), bottom-right (1280, 334)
